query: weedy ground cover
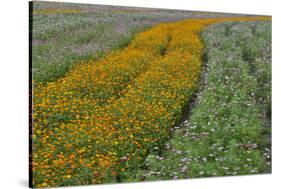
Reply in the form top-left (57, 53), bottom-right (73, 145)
top-left (142, 20), bottom-right (271, 181)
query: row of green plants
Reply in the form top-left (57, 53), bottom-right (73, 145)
top-left (140, 20), bottom-right (271, 181)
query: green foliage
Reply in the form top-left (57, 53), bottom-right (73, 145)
top-left (224, 23), bottom-right (236, 36)
top-left (250, 24), bottom-right (258, 36)
top-left (242, 45), bottom-right (259, 63)
top-left (157, 44), bottom-right (167, 56)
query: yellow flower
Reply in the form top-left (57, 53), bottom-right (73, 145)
top-left (63, 175), bottom-right (71, 179)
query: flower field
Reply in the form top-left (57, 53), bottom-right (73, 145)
top-left (31, 8), bottom-right (271, 188)
top-left (32, 1), bottom-right (239, 83)
top-left (142, 20), bottom-right (271, 181)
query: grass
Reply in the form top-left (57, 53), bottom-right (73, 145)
top-left (139, 20), bottom-right (271, 181)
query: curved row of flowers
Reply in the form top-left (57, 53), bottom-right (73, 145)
top-left (141, 20), bottom-right (271, 181)
top-left (32, 17), bottom-right (270, 187)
